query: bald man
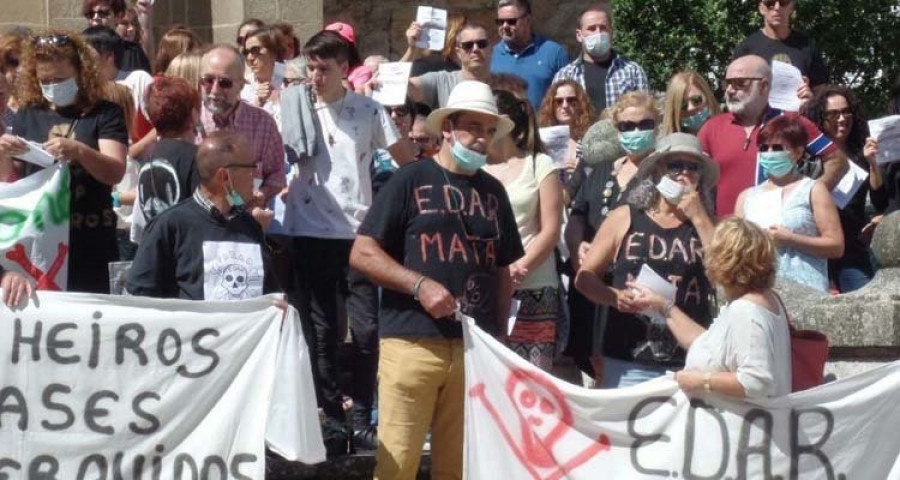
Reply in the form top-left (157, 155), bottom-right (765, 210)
top-left (198, 45), bottom-right (285, 205)
top-left (128, 131), bottom-right (279, 300)
top-left (698, 55), bottom-right (847, 216)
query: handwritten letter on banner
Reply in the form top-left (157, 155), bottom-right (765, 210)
top-left (0, 165), bottom-right (70, 291)
top-left (463, 316), bottom-right (900, 479)
top-left (0, 292), bottom-right (325, 478)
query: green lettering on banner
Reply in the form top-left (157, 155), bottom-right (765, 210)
top-left (0, 168), bottom-right (70, 243)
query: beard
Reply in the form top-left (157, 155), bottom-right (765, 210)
top-left (726, 84), bottom-right (764, 115)
top-left (204, 95), bottom-right (235, 116)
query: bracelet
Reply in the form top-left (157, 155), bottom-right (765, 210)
top-left (703, 372), bottom-right (712, 393)
top-left (411, 274), bottom-right (427, 301)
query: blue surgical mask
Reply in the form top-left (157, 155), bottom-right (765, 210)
top-left (450, 131), bottom-right (487, 171)
top-left (40, 77), bottom-right (79, 107)
top-left (226, 176), bottom-right (246, 208)
top-left (680, 108), bottom-right (711, 133)
top-left (758, 151), bottom-right (795, 178)
top-left (584, 32), bottom-right (611, 58)
top-left (618, 130), bottom-right (655, 155)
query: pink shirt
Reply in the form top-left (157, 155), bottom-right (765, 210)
top-left (199, 100), bottom-right (286, 191)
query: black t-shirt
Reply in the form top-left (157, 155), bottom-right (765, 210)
top-left (358, 159), bottom-right (525, 339)
top-left (134, 138), bottom-right (200, 226)
top-left (733, 30), bottom-right (828, 87)
top-left (604, 206), bottom-right (712, 367)
top-left (583, 57), bottom-right (612, 112)
top-left (570, 159), bottom-right (634, 242)
top-left (127, 197), bottom-right (278, 300)
top-left (14, 100), bottom-right (129, 293)
top-left (121, 40), bottom-right (151, 74)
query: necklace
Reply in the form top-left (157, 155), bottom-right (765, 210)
top-left (317, 90), bottom-right (347, 147)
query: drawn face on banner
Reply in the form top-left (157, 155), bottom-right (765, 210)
top-left (505, 368), bottom-right (573, 468)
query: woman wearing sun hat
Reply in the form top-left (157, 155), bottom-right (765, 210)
top-left (575, 132), bottom-right (718, 388)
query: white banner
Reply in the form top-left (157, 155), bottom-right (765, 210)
top-left (0, 292), bottom-right (325, 478)
top-left (463, 316), bottom-right (900, 479)
top-left (0, 165), bottom-right (70, 291)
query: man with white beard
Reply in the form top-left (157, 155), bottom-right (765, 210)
top-left (698, 55), bottom-right (847, 216)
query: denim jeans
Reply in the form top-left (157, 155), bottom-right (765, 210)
top-left (600, 357), bottom-right (668, 389)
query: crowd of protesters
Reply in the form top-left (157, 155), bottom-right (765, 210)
top-left (0, 0), bottom-right (898, 477)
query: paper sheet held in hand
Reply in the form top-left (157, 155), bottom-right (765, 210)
top-left (635, 264), bottom-right (677, 324)
top-left (768, 61), bottom-right (803, 112)
top-left (372, 62), bottom-right (412, 106)
top-left (13, 137), bottom-right (56, 168)
top-left (415, 6), bottom-right (447, 51)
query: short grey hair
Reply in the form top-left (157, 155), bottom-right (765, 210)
top-left (498, 0), bottom-right (531, 14)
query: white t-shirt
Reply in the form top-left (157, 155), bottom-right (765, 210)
top-left (282, 91), bottom-right (400, 239)
top-left (685, 298), bottom-right (793, 398)
top-left (500, 153), bottom-right (560, 290)
top-left (115, 69), bottom-right (153, 118)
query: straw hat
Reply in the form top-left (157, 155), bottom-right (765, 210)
top-left (425, 81), bottom-right (515, 143)
top-left (634, 132), bottom-right (719, 189)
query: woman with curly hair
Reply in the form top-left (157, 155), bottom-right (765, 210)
top-left (0, 30), bottom-right (128, 293)
top-left (804, 85), bottom-right (879, 292)
top-left (538, 79), bottom-right (596, 177)
top-left (661, 71), bottom-right (720, 136)
top-left (630, 217), bottom-right (792, 399)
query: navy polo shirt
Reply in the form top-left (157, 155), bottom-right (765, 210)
top-left (490, 34), bottom-right (569, 108)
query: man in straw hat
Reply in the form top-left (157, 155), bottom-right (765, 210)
top-left (350, 80), bottom-right (524, 479)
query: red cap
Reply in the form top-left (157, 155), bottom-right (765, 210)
top-left (325, 22), bottom-right (356, 45)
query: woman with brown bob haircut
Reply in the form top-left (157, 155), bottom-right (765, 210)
top-left (0, 30), bottom-right (129, 293)
top-left (153, 27), bottom-right (203, 75)
top-left (630, 217), bottom-right (793, 399)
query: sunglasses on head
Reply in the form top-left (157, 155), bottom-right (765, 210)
top-left (762, 0), bottom-right (793, 8)
top-left (682, 95), bottom-right (704, 110)
top-left (32, 35), bottom-right (72, 48)
top-left (200, 75), bottom-right (235, 90)
top-left (458, 39), bottom-right (489, 52)
top-left (495, 15), bottom-right (526, 27)
top-left (86, 8), bottom-right (112, 19)
top-left (616, 119), bottom-right (656, 132)
top-left (243, 46), bottom-right (267, 57)
top-left (554, 96), bottom-right (578, 106)
top-left (758, 144), bottom-right (786, 152)
top-left (824, 108), bottom-right (853, 122)
top-left (666, 160), bottom-right (701, 173)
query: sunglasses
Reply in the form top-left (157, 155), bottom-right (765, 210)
top-left (200, 75), bottom-right (235, 90)
top-left (666, 160), bottom-right (701, 173)
top-left (616, 119), bottom-right (656, 132)
top-left (86, 8), bottom-right (113, 19)
top-left (554, 96), bottom-right (578, 106)
top-left (387, 105), bottom-right (410, 117)
top-left (722, 77), bottom-right (763, 90)
top-left (824, 108), bottom-right (853, 122)
top-left (243, 46), bottom-right (267, 57)
top-left (758, 144), bottom-right (786, 152)
top-left (762, 0), bottom-right (793, 8)
top-left (495, 15), bottom-right (527, 27)
top-left (458, 39), bottom-right (489, 52)
top-left (682, 95), bottom-right (704, 110)
top-left (32, 35), bottom-right (72, 48)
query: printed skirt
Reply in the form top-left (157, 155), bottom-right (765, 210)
top-left (507, 286), bottom-right (561, 371)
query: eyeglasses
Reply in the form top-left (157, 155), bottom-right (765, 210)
top-left (86, 8), bottom-right (113, 19)
top-left (200, 75), bottom-right (235, 90)
top-left (243, 46), bottom-right (267, 57)
top-left (387, 105), bottom-right (410, 117)
top-left (758, 144), bottom-right (786, 152)
top-left (723, 77), bottom-right (763, 90)
top-left (616, 119), bottom-right (656, 132)
top-left (824, 108), bottom-right (853, 122)
top-left (410, 135), bottom-right (434, 145)
top-left (762, 0), bottom-right (793, 9)
top-left (554, 96), bottom-right (578, 106)
top-left (495, 15), bottom-right (527, 27)
top-left (458, 39), bottom-right (489, 52)
top-left (666, 160), bottom-right (701, 173)
top-left (32, 35), bottom-right (72, 48)
top-left (681, 95), bottom-right (705, 110)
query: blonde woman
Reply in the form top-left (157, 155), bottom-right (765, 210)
top-left (661, 71), bottom-right (720, 135)
top-left (631, 217), bottom-right (792, 399)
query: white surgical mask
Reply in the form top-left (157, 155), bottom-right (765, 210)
top-left (583, 32), bottom-right (611, 58)
top-left (656, 175), bottom-right (686, 204)
top-left (41, 77), bottom-right (79, 107)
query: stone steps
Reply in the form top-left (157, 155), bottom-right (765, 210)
top-left (266, 451), bottom-right (431, 479)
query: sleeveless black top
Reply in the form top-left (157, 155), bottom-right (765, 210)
top-left (603, 205), bottom-right (713, 367)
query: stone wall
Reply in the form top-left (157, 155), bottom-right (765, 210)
top-left (0, 0), bottom-right (322, 50)
top-left (324, 0), bottom-right (583, 60)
